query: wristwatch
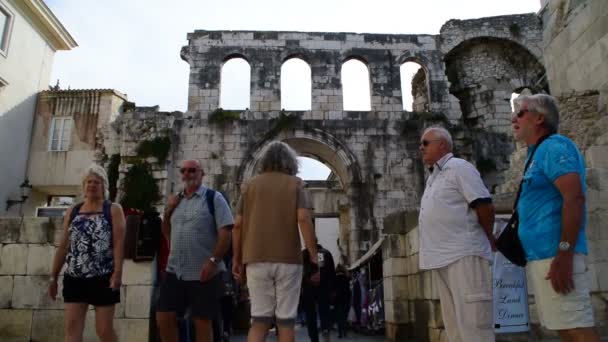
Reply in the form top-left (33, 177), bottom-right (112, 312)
top-left (558, 241), bottom-right (571, 252)
top-left (209, 257), bottom-right (219, 264)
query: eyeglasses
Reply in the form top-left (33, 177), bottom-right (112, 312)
top-left (179, 167), bottom-right (198, 174)
top-left (516, 110), bottom-right (528, 118)
top-left (420, 139), bottom-right (441, 147)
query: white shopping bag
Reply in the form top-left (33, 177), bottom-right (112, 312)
top-left (493, 241), bottom-right (530, 333)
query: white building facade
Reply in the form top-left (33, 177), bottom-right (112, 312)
top-left (0, 0), bottom-right (76, 215)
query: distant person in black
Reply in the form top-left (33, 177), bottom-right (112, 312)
top-left (302, 242), bottom-right (335, 342)
top-left (333, 265), bottom-right (351, 338)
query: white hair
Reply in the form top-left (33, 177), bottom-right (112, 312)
top-left (423, 126), bottom-right (453, 151)
top-left (81, 164), bottom-right (109, 199)
top-left (513, 94), bottom-right (560, 133)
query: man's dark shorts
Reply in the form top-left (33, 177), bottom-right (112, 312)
top-left (157, 272), bottom-right (223, 319)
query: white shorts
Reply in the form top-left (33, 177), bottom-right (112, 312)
top-left (246, 262), bottom-right (303, 326)
top-left (527, 254), bottom-right (595, 330)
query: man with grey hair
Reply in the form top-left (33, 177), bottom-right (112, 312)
top-left (418, 126), bottom-right (496, 341)
top-left (232, 141), bottom-right (318, 342)
top-left (512, 94), bottom-right (598, 341)
top-left (156, 159), bottom-right (234, 342)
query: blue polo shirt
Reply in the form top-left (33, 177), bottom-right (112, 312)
top-left (167, 186), bottom-right (234, 280)
top-left (517, 134), bottom-right (587, 261)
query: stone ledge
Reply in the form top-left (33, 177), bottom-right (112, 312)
top-left (0, 309), bottom-right (33, 342)
top-left (122, 260), bottom-right (153, 285)
top-left (125, 285), bottom-right (152, 318)
top-left (12, 276), bottom-right (63, 310)
top-left (0, 276), bottom-right (13, 308)
top-left (383, 210), bottom-right (419, 234)
top-left (0, 244), bottom-right (28, 275)
top-left (26, 245), bottom-right (56, 275)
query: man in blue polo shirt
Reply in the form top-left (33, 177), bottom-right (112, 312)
top-left (512, 94), bottom-right (598, 342)
top-left (156, 159), bottom-right (234, 342)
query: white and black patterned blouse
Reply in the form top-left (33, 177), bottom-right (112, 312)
top-left (65, 212), bottom-right (114, 278)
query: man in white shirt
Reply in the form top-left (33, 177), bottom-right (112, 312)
top-left (418, 127), bottom-right (496, 342)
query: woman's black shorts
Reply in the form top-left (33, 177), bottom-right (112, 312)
top-left (63, 273), bottom-right (120, 306)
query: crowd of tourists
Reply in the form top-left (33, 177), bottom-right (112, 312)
top-left (48, 94), bottom-right (599, 342)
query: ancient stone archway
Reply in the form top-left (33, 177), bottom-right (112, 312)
top-left (110, 13), bottom-right (544, 264)
top-left (237, 129), bottom-right (363, 262)
top-left (443, 36), bottom-right (547, 190)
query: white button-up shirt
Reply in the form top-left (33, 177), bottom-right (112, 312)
top-left (419, 153), bottom-right (493, 270)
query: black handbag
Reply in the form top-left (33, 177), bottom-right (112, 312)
top-left (496, 134), bottom-right (552, 267)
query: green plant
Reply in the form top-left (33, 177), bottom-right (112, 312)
top-left (136, 136), bottom-right (171, 164)
top-left (120, 162), bottom-right (160, 211)
top-left (264, 111), bottom-right (298, 140)
top-left (107, 154), bottom-right (121, 201)
top-left (509, 23), bottom-right (521, 38)
top-left (209, 108), bottom-right (241, 125)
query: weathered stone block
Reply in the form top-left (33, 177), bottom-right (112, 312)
top-left (0, 276), bottom-right (13, 308)
top-left (0, 219), bottom-right (22, 243)
top-left (122, 260), bottom-right (153, 285)
top-left (114, 285), bottom-right (126, 318)
top-left (382, 234), bottom-right (407, 259)
top-left (405, 228), bottom-right (419, 256)
top-left (588, 240), bottom-right (608, 263)
top-left (31, 309), bottom-right (65, 342)
top-left (383, 258), bottom-right (408, 277)
top-left (384, 299), bottom-right (409, 323)
top-left (0, 244), bottom-right (28, 275)
top-left (26, 245), bottom-right (55, 275)
top-left (384, 276), bottom-right (409, 302)
top-left (19, 218), bottom-right (52, 243)
top-left (383, 210), bottom-right (419, 234)
top-left (586, 168), bottom-right (608, 191)
top-left (12, 276), bottom-right (63, 309)
top-left (586, 262), bottom-right (600, 292)
top-left (587, 189), bottom-right (608, 211)
top-left (125, 285), bottom-right (152, 318)
top-left (586, 146), bottom-right (608, 169)
top-left (0, 309), bottom-right (33, 342)
top-left (385, 321), bottom-right (414, 342)
top-left (595, 262), bottom-right (608, 291)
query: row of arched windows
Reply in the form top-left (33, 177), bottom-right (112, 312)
top-left (219, 57), bottom-right (427, 112)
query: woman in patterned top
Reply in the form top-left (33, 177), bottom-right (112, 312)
top-left (48, 164), bottom-right (126, 342)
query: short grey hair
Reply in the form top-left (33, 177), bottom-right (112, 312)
top-left (423, 126), bottom-right (453, 151)
top-left (513, 94), bottom-right (560, 133)
top-left (81, 164), bottom-right (110, 199)
top-left (258, 141), bottom-right (300, 175)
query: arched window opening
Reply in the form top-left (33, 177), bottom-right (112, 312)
top-left (219, 57), bottom-right (251, 110)
top-left (341, 59), bottom-right (371, 111)
top-left (297, 156), bottom-right (332, 180)
top-left (281, 58), bottom-right (312, 110)
top-left (400, 61), bottom-right (428, 111)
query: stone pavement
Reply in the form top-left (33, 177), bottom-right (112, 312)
top-left (231, 325), bottom-right (386, 342)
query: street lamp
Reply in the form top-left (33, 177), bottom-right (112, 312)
top-left (6, 179), bottom-right (33, 211)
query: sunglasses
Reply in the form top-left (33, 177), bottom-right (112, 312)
top-left (516, 110), bottom-right (527, 118)
top-left (420, 139), bottom-right (441, 147)
top-left (179, 167), bottom-right (198, 174)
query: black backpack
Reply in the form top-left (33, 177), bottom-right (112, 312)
top-left (69, 200), bottom-right (113, 226)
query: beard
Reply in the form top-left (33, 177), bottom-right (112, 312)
top-left (184, 179), bottom-right (199, 188)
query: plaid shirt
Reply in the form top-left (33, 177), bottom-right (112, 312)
top-left (166, 186), bottom-right (234, 280)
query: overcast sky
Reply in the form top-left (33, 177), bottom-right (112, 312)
top-left (46, 0), bottom-right (540, 180)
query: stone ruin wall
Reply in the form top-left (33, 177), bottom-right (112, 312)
top-left (0, 218), bottom-right (151, 342)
